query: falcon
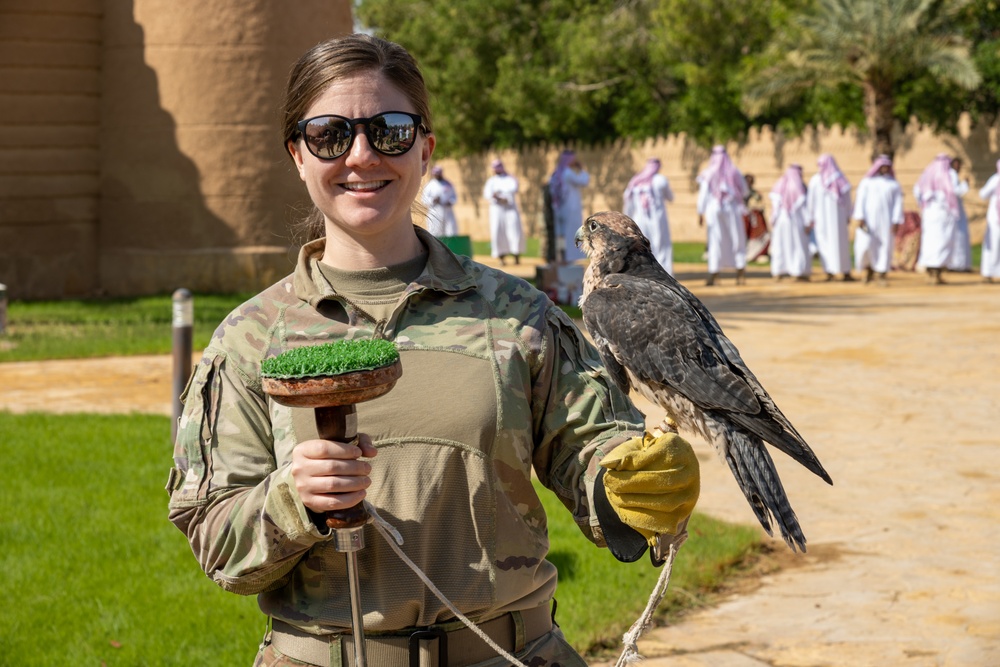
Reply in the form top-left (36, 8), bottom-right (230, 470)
top-left (575, 211), bottom-right (832, 552)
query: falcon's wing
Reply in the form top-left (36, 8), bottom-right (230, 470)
top-left (585, 272), bottom-right (832, 483)
top-left (583, 273), bottom-right (761, 415)
top-left (589, 330), bottom-right (632, 397)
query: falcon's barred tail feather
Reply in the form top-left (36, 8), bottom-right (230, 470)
top-left (725, 428), bottom-right (806, 552)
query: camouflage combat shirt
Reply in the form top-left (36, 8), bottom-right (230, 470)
top-left (167, 227), bottom-right (644, 635)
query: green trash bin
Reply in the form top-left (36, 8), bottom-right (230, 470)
top-left (440, 235), bottom-right (473, 257)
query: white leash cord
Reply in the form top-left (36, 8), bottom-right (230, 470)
top-left (366, 501), bottom-right (677, 667)
top-left (614, 542), bottom-right (680, 667)
top-left (365, 502), bottom-right (531, 667)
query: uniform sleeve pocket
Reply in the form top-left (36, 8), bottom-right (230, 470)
top-left (169, 354), bottom-right (225, 508)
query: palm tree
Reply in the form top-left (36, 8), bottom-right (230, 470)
top-left (742, 0), bottom-right (981, 159)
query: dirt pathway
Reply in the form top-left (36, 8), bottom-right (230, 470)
top-left (1, 264), bottom-right (998, 666)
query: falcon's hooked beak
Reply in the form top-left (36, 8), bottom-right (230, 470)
top-left (574, 226), bottom-right (585, 250)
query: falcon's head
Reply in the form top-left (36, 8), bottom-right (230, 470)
top-left (575, 211), bottom-right (653, 275)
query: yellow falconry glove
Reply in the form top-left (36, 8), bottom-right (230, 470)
top-left (600, 431), bottom-right (700, 547)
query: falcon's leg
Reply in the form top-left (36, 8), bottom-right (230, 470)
top-left (652, 415), bottom-right (679, 437)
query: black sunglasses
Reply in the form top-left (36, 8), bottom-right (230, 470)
top-left (296, 111), bottom-right (427, 160)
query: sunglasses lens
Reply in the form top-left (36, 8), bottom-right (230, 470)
top-left (303, 117), bottom-right (353, 159)
top-left (369, 113), bottom-right (417, 155)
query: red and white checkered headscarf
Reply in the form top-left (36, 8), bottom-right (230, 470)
top-left (864, 154), bottom-right (895, 179)
top-left (697, 146), bottom-right (744, 204)
top-left (624, 158), bottom-right (661, 216)
top-left (817, 153), bottom-right (851, 196)
top-left (771, 164), bottom-right (807, 214)
top-left (915, 154), bottom-right (958, 214)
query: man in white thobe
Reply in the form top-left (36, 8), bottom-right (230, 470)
top-left (914, 154), bottom-right (967, 284)
top-left (852, 155), bottom-right (903, 286)
top-left (977, 159), bottom-right (1000, 283)
top-left (482, 158), bottom-right (524, 266)
top-left (946, 157), bottom-right (972, 272)
top-left (807, 153), bottom-right (854, 281)
top-left (548, 150), bottom-right (590, 263)
top-left (421, 166), bottom-right (458, 237)
top-left (769, 164), bottom-right (813, 281)
top-left (623, 158), bottom-right (675, 274)
top-left (697, 145), bottom-right (749, 285)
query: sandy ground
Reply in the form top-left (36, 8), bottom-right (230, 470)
top-left (2, 260), bottom-right (998, 666)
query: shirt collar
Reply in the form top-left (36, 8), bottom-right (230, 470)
top-left (293, 226), bottom-right (478, 307)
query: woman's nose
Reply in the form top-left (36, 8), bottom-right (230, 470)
top-left (344, 127), bottom-right (380, 168)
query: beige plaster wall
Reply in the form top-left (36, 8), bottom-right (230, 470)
top-left (0, 0), bottom-right (103, 298)
top-left (0, 0), bottom-right (352, 299)
top-left (99, 0), bottom-right (352, 296)
top-left (423, 119), bottom-right (1000, 246)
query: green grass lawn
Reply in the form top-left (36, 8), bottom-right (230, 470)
top-left (0, 293), bottom-right (253, 362)
top-left (0, 411), bottom-right (761, 664)
top-left (0, 412), bottom-right (263, 665)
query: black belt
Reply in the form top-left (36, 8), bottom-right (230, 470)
top-left (269, 603), bottom-right (553, 667)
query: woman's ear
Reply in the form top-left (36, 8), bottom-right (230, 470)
top-left (420, 133), bottom-right (436, 176)
top-left (287, 140), bottom-right (306, 181)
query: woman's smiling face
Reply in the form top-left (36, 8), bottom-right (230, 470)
top-left (288, 70), bottom-right (435, 246)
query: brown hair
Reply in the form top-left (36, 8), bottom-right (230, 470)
top-left (282, 33), bottom-right (434, 241)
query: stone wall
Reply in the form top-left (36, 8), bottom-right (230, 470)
top-left (0, 0), bottom-right (352, 300)
top-left (424, 119), bottom-right (1000, 247)
top-left (0, 0), bottom-right (103, 299)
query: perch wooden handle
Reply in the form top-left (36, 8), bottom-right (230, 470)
top-left (315, 404), bottom-right (370, 530)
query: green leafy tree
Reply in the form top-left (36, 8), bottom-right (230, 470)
top-left (357, 0), bottom-right (816, 152)
top-left (651, 0), bottom-right (806, 146)
top-left (356, 0), bottom-right (671, 156)
top-left (742, 0), bottom-right (982, 158)
top-left (959, 0), bottom-right (1000, 122)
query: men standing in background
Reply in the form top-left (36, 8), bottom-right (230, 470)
top-left (482, 158), bottom-right (524, 266)
top-left (623, 158), bottom-right (675, 274)
top-left (807, 153), bottom-right (854, 281)
top-left (769, 164), bottom-right (813, 282)
top-left (421, 165), bottom-right (458, 237)
top-left (853, 155), bottom-right (904, 286)
top-left (697, 145), bottom-right (749, 286)
top-left (549, 150), bottom-right (590, 262)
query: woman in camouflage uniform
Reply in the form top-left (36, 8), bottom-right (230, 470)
top-left (167, 33), bottom-right (698, 667)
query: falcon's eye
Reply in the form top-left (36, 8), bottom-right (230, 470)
top-left (588, 220), bottom-right (599, 232)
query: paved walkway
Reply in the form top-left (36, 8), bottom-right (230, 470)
top-left (1, 262), bottom-right (998, 666)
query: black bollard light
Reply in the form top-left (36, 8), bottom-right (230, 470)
top-left (171, 289), bottom-right (193, 442)
top-left (0, 283), bottom-right (7, 336)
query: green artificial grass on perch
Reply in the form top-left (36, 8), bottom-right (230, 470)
top-left (261, 339), bottom-right (400, 379)
top-left (261, 338), bottom-right (403, 532)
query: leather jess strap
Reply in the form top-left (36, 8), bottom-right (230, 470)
top-left (270, 604), bottom-right (553, 667)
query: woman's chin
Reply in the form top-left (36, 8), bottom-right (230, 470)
top-left (325, 211), bottom-right (412, 238)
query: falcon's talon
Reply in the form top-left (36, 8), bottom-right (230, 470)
top-left (659, 416), bottom-right (679, 434)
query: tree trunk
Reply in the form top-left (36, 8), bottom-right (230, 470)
top-left (863, 80), bottom-right (896, 161)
